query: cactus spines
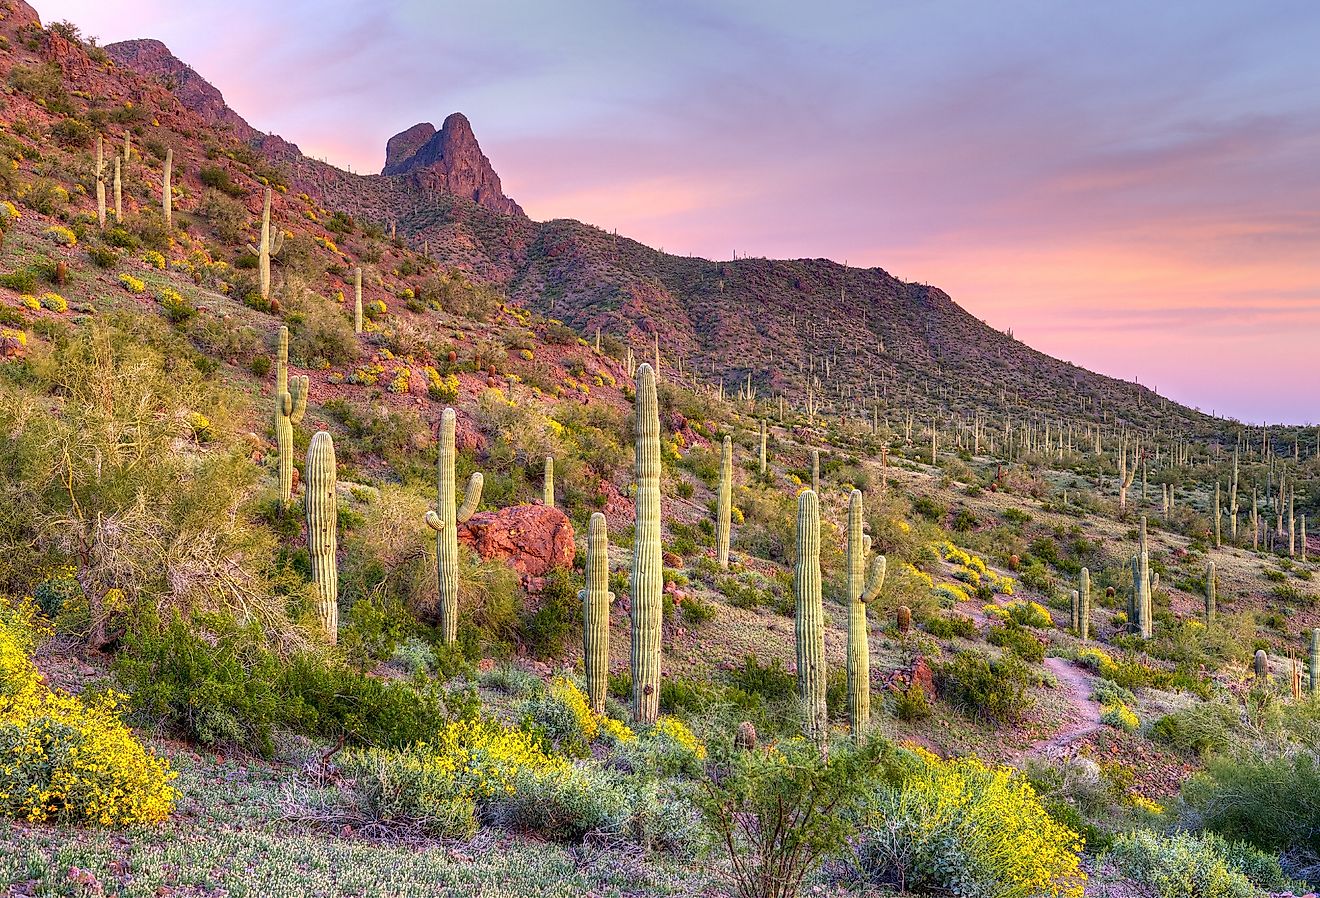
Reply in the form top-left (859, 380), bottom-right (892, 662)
top-left (717, 436), bottom-right (732, 569)
top-left (795, 489), bottom-right (827, 747)
top-left (246, 187), bottom-right (285, 301)
top-left (305, 431), bottom-right (339, 643)
top-left (1310, 628), bottom-right (1319, 696)
top-left (424, 407), bottom-right (485, 645)
top-left (630, 363), bottom-right (663, 724)
top-left (543, 455), bottom-right (555, 508)
top-left (273, 326), bottom-right (309, 507)
top-left (759, 419), bottom-right (768, 475)
top-left (811, 449), bottom-right (820, 494)
top-left (1255, 649), bottom-right (1268, 684)
top-left (580, 512), bottom-right (613, 713)
top-left (162, 147), bottom-right (173, 232)
top-left (846, 489), bottom-right (886, 741)
top-left (1205, 562), bottom-right (1216, 624)
top-left (1079, 567), bottom-right (1091, 641)
top-left (95, 134), bottom-right (106, 228)
top-left (353, 267), bottom-right (363, 334)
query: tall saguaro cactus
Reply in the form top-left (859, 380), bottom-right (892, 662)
top-left (95, 134), bottom-right (106, 227)
top-left (424, 408), bottom-right (484, 645)
top-left (246, 187), bottom-right (285, 301)
top-left (353, 267), bottom-right (363, 334)
top-left (273, 326), bottom-right (308, 507)
top-left (1310, 628), bottom-right (1319, 697)
top-left (759, 419), bottom-right (768, 475)
top-left (631, 363), bottom-right (663, 724)
top-left (811, 449), bottom-right (820, 494)
top-left (162, 148), bottom-right (173, 233)
top-left (1132, 516), bottom-right (1153, 639)
top-left (717, 436), bottom-right (732, 569)
top-left (1205, 562), bottom-right (1216, 624)
top-left (113, 156), bottom-right (122, 221)
top-left (1079, 567), bottom-right (1091, 641)
top-left (846, 489), bottom-right (886, 742)
top-left (543, 456), bottom-right (555, 508)
top-left (795, 489), bottom-right (827, 747)
top-left (305, 431), bottom-right (339, 643)
top-left (581, 512), bottom-right (613, 713)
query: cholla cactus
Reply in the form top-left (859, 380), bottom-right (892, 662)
top-left (305, 431), bottom-right (339, 643)
top-left (162, 148), bottom-right (173, 232)
top-left (273, 326), bottom-right (308, 507)
top-left (716, 436), bottom-right (732, 569)
top-left (846, 489), bottom-right (886, 742)
top-left (1205, 562), bottom-right (1216, 624)
top-left (424, 408), bottom-right (484, 645)
top-left (795, 489), bottom-right (827, 747)
top-left (580, 512), bottom-right (613, 713)
top-left (630, 363), bottom-right (663, 724)
top-left (354, 267), bottom-right (363, 334)
top-left (246, 187), bottom-right (285, 301)
top-left (543, 456), bottom-right (555, 508)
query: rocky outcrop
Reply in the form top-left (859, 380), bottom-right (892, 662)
top-left (381, 113), bottom-right (522, 216)
top-left (458, 503), bottom-right (574, 579)
top-left (105, 39), bottom-right (257, 140)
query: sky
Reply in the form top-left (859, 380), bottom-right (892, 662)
top-left (38, 0), bottom-right (1320, 423)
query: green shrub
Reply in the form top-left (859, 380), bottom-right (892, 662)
top-left (923, 613), bottom-right (977, 639)
top-left (1178, 752), bottom-right (1320, 856)
top-left (1105, 829), bottom-right (1264, 898)
top-left (936, 650), bottom-right (1032, 722)
top-left (988, 622), bottom-right (1045, 662)
top-left (519, 567), bottom-right (578, 660)
top-left (725, 655), bottom-right (796, 703)
top-left (1148, 703), bottom-right (1235, 757)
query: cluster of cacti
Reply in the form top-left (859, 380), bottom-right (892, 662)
top-left (543, 455), bottom-right (555, 508)
top-left (423, 407), bottom-right (484, 645)
top-left (631, 363), bottom-right (663, 724)
top-left (795, 489), bottom-right (827, 746)
top-left (1205, 562), bottom-right (1216, 624)
top-left (354, 267), bottom-right (363, 334)
top-left (845, 489), bottom-right (886, 742)
top-left (580, 512), bottom-right (612, 713)
top-left (305, 430), bottom-right (339, 643)
top-left (246, 187), bottom-right (285, 301)
top-left (162, 148), bottom-right (173, 232)
top-left (273, 326), bottom-right (309, 507)
top-left (716, 436), bottom-right (732, 569)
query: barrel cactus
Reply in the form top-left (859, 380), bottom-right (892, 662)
top-left (423, 407), bottom-right (484, 645)
top-left (896, 604), bottom-right (912, 634)
top-left (580, 512), bottom-right (613, 713)
top-left (846, 489), bottom-right (886, 742)
top-left (273, 326), bottom-right (308, 507)
top-left (305, 431), bottom-right (338, 643)
top-left (717, 436), bottom-right (732, 569)
top-left (630, 363), bottom-right (663, 724)
top-left (1255, 649), bottom-right (1268, 684)
top-left (795, 489), bottom-right (827, 747)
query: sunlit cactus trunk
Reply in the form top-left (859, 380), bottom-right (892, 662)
top-left (811, 449), bottom-right (820, 494)
top-left (354, 267), bottom-right (363, 334)
top-left (630, 363), bottom-right (663, 724)
top-left (581, 512), bottom-right (613, 714)
top-left (95, 134), bottom-right (106, 228)
top-left (305, 431), bottom-right (339, 643)
top-left (162, 148), bottom-right (173, 232)
top-left (273, 326), bottom-right (308, 507)
top-left (795, 489), bottom-right (827, 747)
top-left (759, 419), bottom-right (767, 475)
top-left (1205, 562), bottom-right (1216, 624)
top-left (1079, 567), bottom-right (1091, 641)
top-left (846, 489), bottom-right (885, 743)
top-left (716, 436), bottom-right (732, 569)
top-left (543, 455), bottom-right (555, 508)
top-left (1310, 628), bottom-right (1319, 697)
top-left (246, 187), bottom-right (285, 301)
top-left (424, 407), bottom-right (484, 645)
top-left (113, 156), bottom-right (122, 221)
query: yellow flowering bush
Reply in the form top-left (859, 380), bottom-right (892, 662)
top-left (386, 367), bottom-right (411, 394)
top-left (852, 748), bottom-right (1085, 898)
top-left (0, 329), bottom-right (26, 353)
top-left (0, 200), bottom-right (20, 224)
top-left (523, 677), bottom-right (634, 753)
top-left (364, 299), bottom-right (388, 320)
top-left (0, 597), bottom-right (176, 827)
top-left (19, 294), bottom-right (39, 311)
top-left (39, 292), bottom-right (67, 313)
top-left (119, 273), bottom-right (146, 293)
top-left (43, 225), bottom-right (76, 247)
top-left (143, 250), bottom-right (166, 269)
top-left (1101, 702), bottom-right (1140, 733)
top-left (424, 367), bottom-right (459, 403)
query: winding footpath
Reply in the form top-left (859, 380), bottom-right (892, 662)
top-left (1025, 655), bottom-right (1105, 758)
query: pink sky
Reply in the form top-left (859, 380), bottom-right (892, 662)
top-left (41, 0), bottom-right (1320, 422)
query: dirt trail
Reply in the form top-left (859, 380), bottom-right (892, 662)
top-left (1026, 656), bottom-right (1104, 757)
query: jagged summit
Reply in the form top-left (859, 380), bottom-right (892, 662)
top-left (381, 113), bottom-right (522, 216)
top-left (105, 38), bottom-right (257, 140)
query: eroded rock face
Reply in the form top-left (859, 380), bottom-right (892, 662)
top-left (105, 39), bottom-right (257, 139)
top-left (458, 503), bottom-right (574, 579)
top-left (381, 113), bottom-right (523, 216)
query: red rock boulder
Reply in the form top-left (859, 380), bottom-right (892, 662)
top-left (458, 503), bottom-right (574, 579)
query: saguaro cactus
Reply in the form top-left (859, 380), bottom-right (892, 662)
top-left (95, 134), bottom-right (106, 228)
top-left (162, 147), bottom-right (173, 232)
top-left (353, 267), bottom-right (363, 334)
top-left (273, 326), bottom-right (308, 507)
top-left (795, 489), bottom-right (827, 747)
top-left (113, 156), bottom-right (122, 221)
top-left (1205, 562), bottom-right (1216, 624)
top-left (759, 419), bottom-right (768, 475)
top-left (305, 431), bottom-right (339, 643)
top-left (846, 489), bottom-right (886, 742)
top-left (581, 512), bottom-right (613, 713)
top-left (1133, 517), bottom-right (1153, 638)
top-left (424, 408), bottom-right (484, 645)
top-left (717, 436), bottom-right (732, 569)
top-left (630, 363), bottom-right (663, 724)
top-left (811, 449), bottom-right (820, 494)
top-left (1079, 567), bottom-right (1091, 641)
top-left (543, 456), bottom-right (555, 508)
top-left (1310, 628), bottom-right (1319, 696)
top-left (246, 187), bottom-right (285, 301)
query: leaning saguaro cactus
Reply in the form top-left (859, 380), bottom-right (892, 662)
top-left (795, 489), bottom-right (827, 747)
top-left (717, 436), bottom-right (732, 569)
top-left (631, 363), bottom-right (663, 724)
top-left (353, 267), bottom-right (363, 334)
top-left (246, 187), bottom-right (285, 301)
top-left (581, 512), bottom-right (613, 714)
top-left (424, 408), bottom-right (484, 645)
top-left (846, 489), bottom-right (886, 742)
top-left (162, 147), bottom-right (173, 232)
top-left (305, 431), bottom-right (339, 643)
top-left (273, 326), bottom-right (308, 507)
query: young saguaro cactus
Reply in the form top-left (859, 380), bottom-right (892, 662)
top-left (353, 267), bottom-right (363, 334)
top-left (631, 363), bottom-right (663, 724)
top-left (162, 147), bottom-right (173, 232)
top-left (580, 512), bottom-right (613, 714)
top-left (846, 489), bottom-right (886, 742)
top-left (811, 449), bottom-right (820, 494)
top-left (424, 408), bottom-right (484, 645)
top-left (273, 326), bottom-right (309, 507)
top-left (759, 419), bottom-right (768, 475)
top-left (1310, 628), bottom-right (1319, 697)
top-left (1079, 567), bottom-right (1091, 641)
top-left (543, 456), bottom-right (555, 508)
top-left (717, 436), bottom-right (732, 569)
top-left (246, 187), bottom-right (285, 301)
top-left (1205, 562), bottom-right (1217, 624)
top-left (795, 489), bottom-right (827, 747)
top-left (305, 431), bottom-right (339, 643)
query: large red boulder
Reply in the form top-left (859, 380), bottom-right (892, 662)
top-left (458, 503), bottom-right (574, 578)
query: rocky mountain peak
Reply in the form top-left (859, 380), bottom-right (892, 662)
top-left (105, 38), bottom-right (257, 140)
